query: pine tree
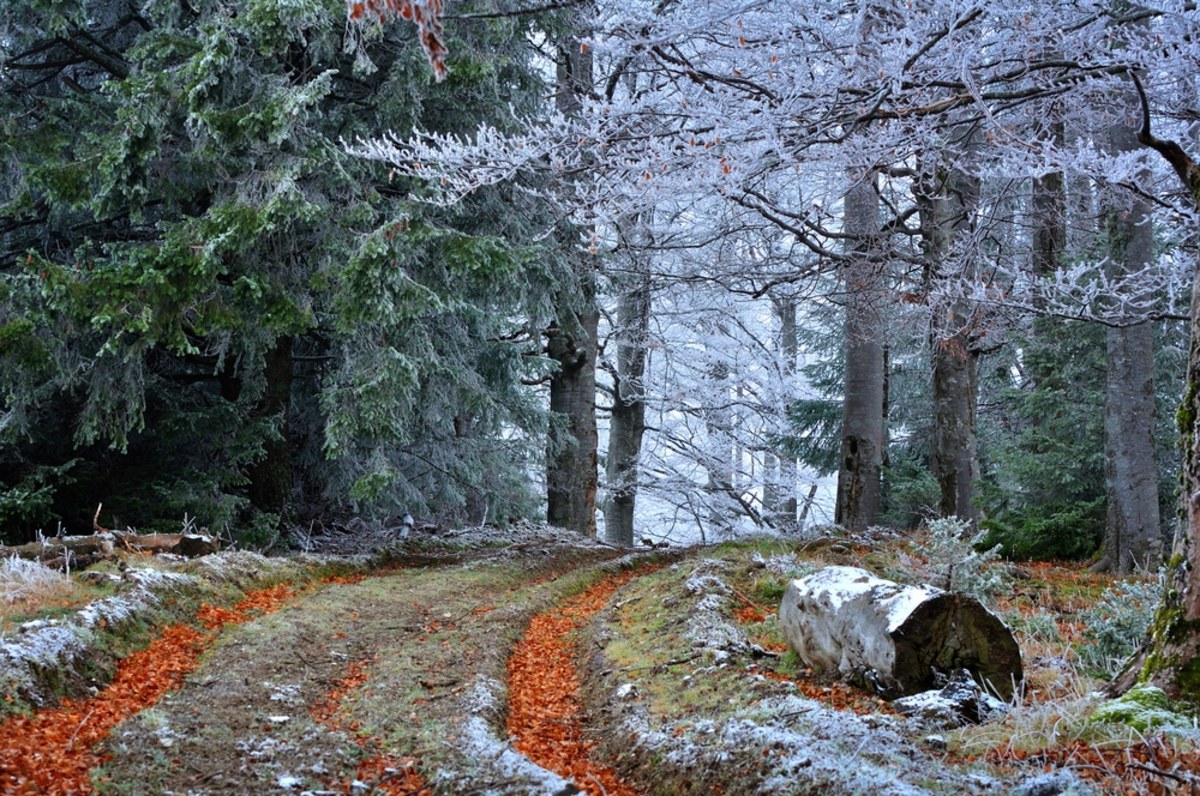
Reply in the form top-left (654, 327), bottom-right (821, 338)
top-left (0, 0), bottom-right (566, 541)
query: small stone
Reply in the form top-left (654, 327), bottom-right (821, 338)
top-left (614, 683), bottom-right (638, 700)
top-left (277, 774), bottom-right (303, 789)
top-left (893, 669), bottom-right (1009, 728)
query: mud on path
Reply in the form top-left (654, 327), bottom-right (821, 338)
top-left (91, 543), bottom-right (649, 794)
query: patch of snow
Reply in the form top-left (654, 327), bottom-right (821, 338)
top-left (607, 684), bottom-right (1029, 795)
top-left (682, 565), bottom-right (751, 658)
top-left (443, 676), bottom-right (577, 795)
top-left (277, 773), bottom-right (304, 789)
top-left (238, 735), bottom-right (291, 761)
top-left (614, 682), bottom-right (639, 700)
top-left (267, 682), bottom-right (304, 706)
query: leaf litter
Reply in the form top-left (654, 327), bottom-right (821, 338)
top-left (0, 581), bottom-right (300, 793)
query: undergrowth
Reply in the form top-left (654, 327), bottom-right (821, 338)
top-left (0, 557), bottom-right (78, 611)
top-left (1077, 573), bottom-right (1160, 678)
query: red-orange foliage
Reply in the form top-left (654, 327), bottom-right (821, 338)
top-left (508, 570), bottom-right (647, 796)
top-left (345, 0), bottom-right (447, 81)
top-left (0, 583), bottom-right (298, 794)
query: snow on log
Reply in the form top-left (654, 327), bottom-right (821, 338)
top-left (778, 566), bottom-right (1021, 701)
top-left (0, 532), bottom-right (220, 569)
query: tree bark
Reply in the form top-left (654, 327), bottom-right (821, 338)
top-left (545, 15), bottom-right (599, 537)
top-left (246, 336), bottom-right (293, 519)
top-left (547, 307), bottom-right (599, 536)
top-left (836, 175), bottom-right (885, 532)
top-left (769, 296), bottom-right (799, 524)
top-left (1095, 107), bottom-right (1161, 574)
top-left (921, 161), bottom-right (982, 523)
top-left (603, 240), bottom-right (651, 547)
top-left (1110, 72), bottom-right (1200, 702)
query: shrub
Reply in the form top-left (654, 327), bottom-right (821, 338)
top-left (979, 499), bottom-right (1104, 561)
top-left (1078, 574), bottom-right (1160, 679)
top-left (915, 515), bottom-right (1008, 605)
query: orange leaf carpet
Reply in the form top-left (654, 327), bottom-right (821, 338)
top-left (508, 569), bottom-right (645, 796)
top-left (0, 583), bottom-right (297, 794)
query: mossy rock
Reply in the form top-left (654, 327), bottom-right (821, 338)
top-left (1090, 685), bottom-right (1188, 731)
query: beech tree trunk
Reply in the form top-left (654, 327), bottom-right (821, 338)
top-left (547, 307), bottom-right (599, 536)
top-left (1110, 72), bottom-right (1200, 702)
top-left (921, 161), bottom-right (982, 523)
top-left (836, 175), bottom-right (885, 532)
top-left (779, 566), bottom-right (1022, 701)
top-left (604, 247), bottom-right (651, 547)
top-left (1094, 112), bottom-right (1161, 573)
top-left (545, 18), bottom-right (599, 537)
top-left (769, 296), bottom-right (799, 524)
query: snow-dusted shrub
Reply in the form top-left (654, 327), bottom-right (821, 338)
top-left (0, 556), bottom-right (75, 606)
top-left (1079, 573), bottom-right (1160, 678)
top-left (915, 516), bottom-right (1007, 605)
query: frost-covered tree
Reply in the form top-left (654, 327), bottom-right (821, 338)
top-left (358, 2), bottom-right (1187, 521)
top-left (0, 0), bottom-right (568, 541)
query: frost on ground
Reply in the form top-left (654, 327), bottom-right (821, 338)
top-left (1, 556), bottom-right (76, 605)
top-left (0, 551), bottom-right (325, 715)
top-left (682, 560), bottom-right (770, 662)
top-left (0, 567), bottom-right (195, 709)
top-left (439, 675), bottom-right (577, 795)
top-left (294, 518), bottom-right (616, 559)
top-left (610, 680), bottom-right (1093, 795)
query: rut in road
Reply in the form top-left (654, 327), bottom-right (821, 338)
top-left (75, 545), bottom-right (629, 794)
top-left (507, 567), bottom-right (654, 796)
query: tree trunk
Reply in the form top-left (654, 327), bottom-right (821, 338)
top-left (1031, 155), bottom-right (1066, 280)
top-left (931, 339), bottom-right (979, 521)
top-left (1109, 72), bottom-right (1200, 702)
top-left (836, 175), bottom-right (885, 532)
top-left (604, 249), bottom-right (651, 547)
top-left (1095, 110), bottom-right (1161, 574)
top-left (778, 566), bottom-right (1022, 700)
top-left (704, 356), bottom-right (737, 525)
top-left (545, 17), bottom-right (599, 537)
top-left (547, 307), bottom-right (599, 536)
top-left (770, 296), bottom-right (799, 524)
top-left (920, 159), bottom-right (982, 524)
top-left (1100, 318), bottom-right (1160, 573)
top-left (247, 336), bottom-right (293, 519)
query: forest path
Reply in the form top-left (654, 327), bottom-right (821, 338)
top-left (93, 543), bottom-right (638, 794)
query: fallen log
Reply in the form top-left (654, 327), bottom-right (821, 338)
top-left (0, 534), bottom-right (115, 565)
top-left (778, 565), bottom-right (1021, 701)
top-left (1, 531), bottom-right (219, 570)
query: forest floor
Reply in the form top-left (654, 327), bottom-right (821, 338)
top-left (1, 522), bottom-right (1197, 795)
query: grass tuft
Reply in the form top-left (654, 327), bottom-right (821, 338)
top-left (0, 556), bottom-right (77, 611)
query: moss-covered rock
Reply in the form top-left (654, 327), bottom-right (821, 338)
top-left (1090, 685), bottom-right (1189, 731)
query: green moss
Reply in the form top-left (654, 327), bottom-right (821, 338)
top-left (1090, 685), bottom-right (1188, 731)
top-left (751, 574), bottom-right (787, 604)
top-left (1178, 657), bottom-right (1200, 702)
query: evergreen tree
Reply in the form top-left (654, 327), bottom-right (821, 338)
top-left (0, 0), bottom-right (565, 542)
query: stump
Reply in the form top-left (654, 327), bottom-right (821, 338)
top-left (778, 566), bottom-right (1021, 701)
